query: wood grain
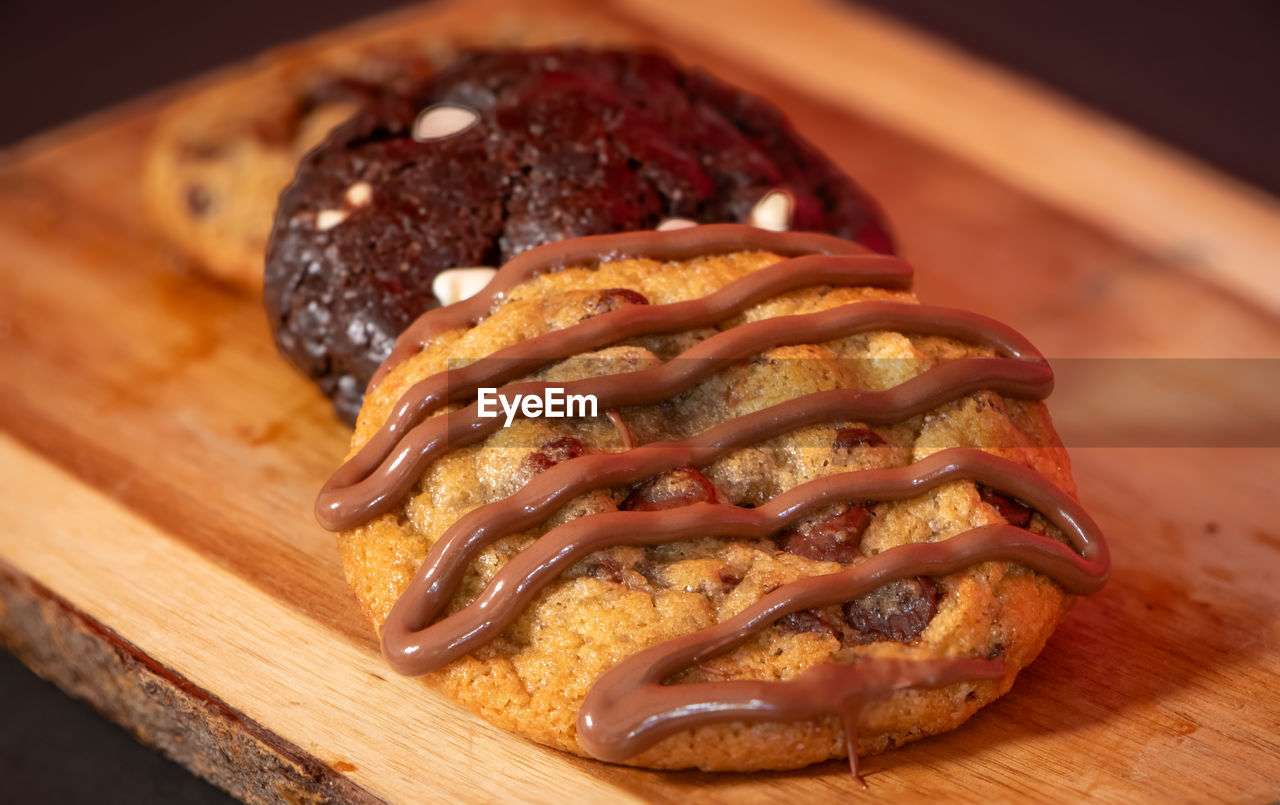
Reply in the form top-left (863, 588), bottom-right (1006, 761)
top-left (0, 559), bottom-right (384, 805)
top-left (0, 436), bottom-right (639, 805)
top-left (1, 0), bottom-right (1278, 802)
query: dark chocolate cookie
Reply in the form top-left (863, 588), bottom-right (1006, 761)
top-left (264, 49), bottom-right (894, 421)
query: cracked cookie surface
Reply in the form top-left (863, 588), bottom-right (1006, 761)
top-left (263, 49), bottom-right (892, 422)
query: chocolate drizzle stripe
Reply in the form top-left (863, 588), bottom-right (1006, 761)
top-left (592, 655), bottom-right (1006, 773)
top-left (318, 305), bottom-right (1046, 530)
top-left (581, 647), bottom-right (1006, 764)
top-left (375, 358), bottom-right (1052, 654)
top-left (371, 224), bottom-right (876, 388)
top-left (327, 252), bottom-right (914, 527)
top-left (574, 448), bottom-right (1108, 760)
top-left (382, 448), bottom-right (1108, 675)
top-left (348, 251), bottom-right (912, 492)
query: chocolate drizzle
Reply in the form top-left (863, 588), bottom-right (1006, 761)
top-left (318, 224), bottom-right (1110, 771)
top-left (573, 450), bottom-right (1106, 762)
top-left (367, 224), bottom-right (873, 389)
top-left (381, 449), bottom-right (1105, 672)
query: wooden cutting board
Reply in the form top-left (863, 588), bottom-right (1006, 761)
top-left (2, 0), bottom-right (1278, 802)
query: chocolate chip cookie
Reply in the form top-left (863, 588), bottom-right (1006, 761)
top-left (263, 49), bottom-right (894, 423)
top-left (144, 42), bottom-right (441, 289)
top-left (319, 225), bottom-right (1108, 774)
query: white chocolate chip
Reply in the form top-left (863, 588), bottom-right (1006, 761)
top-left (413, 103), bottom-right (480, 142)
top-left (432, 266), bottom-right (498, 306)
top-left (749, 189), bottom-right (794, 232)
top-left (315, 209), bottom-right (348, 231)
top-left (345, 181), bottom-right (373, 208)
top-left (656, 217), bottom-right (698, 231)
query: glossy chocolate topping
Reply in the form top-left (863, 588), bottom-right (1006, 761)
top-left (381, 449), bottom-right (1106, 671)
top-left (319, 224), bottom-right (1110, 770)
top-left (367, 224), bottom-right (873, 388)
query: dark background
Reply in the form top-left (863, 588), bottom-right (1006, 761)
top-left (3, 0), bottom-right (1278, 194)
top-left (1, 1), bottom-right (1276, 803)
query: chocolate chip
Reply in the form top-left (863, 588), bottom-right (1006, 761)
top-left (185, 185), bottom-right (211, 216)
top-left (717, 568), bottom-right (742, 587)
top-left (775, 505), bottom-right (872, 564)
top-left (179, 141), bottom-right (222, 161)
top-left (585, 288), bottom-right (650, 318)
top-left (622, 467), bottom-right (719, 512)
top-left (635, 559), bottom-right (664, 588)
top-left (588, 557), bottom-right (624, 584)
top-left (978, 485), bottom-right (1033, 529)
top-left (521, 436), bottom-right (585, 476)
top-left (842, 577), bottom-right (939, 644)
top-left (252, 114), bottom-right (299, 147)
top-left (777, 608), bottom-right (838, 636)
top-left (777, 578), bottom-right (939, 646)
top-left (833, 426), bottom-right (885, 450)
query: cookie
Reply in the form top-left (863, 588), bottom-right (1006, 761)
top-left (144, 42), bottom-right (442, 288)
top-left (262, 48), bottom-right (894, 423)
top-left (316, 225), bottom-right (1109, 774)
